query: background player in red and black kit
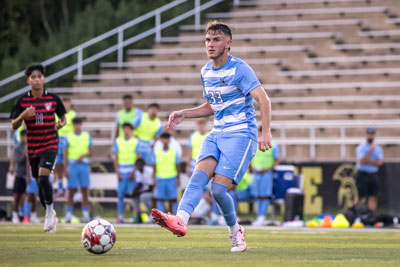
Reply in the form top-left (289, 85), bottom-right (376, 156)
top-left (10, 63), bottom-right (67, 233)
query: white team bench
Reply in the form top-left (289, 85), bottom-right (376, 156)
top-left (1, 173), bottom-right (123, 205)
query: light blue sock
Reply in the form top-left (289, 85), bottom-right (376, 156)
top-left (24, 201), bottom-right (32, 218)
top-left (18, 206), bottom-right (24, 217)
top-left (172, 202), bottom-right (178, 215)
top-left (211, 182), bottom-right (237, 227)
top-left (157, 201), bottom-right (165, 212)
top-left (66, 205), bottom-right (73, 213)
top-left (82, 205), bottom-right (89, 213)
top-left (212, 200), bottom-right (220, 215)
top-left (117, 196), bottom-right (124, 217)
top-left (257, 199), bottom-right (270, 217)
top-left (177, 170), bottom-right (209, 215)
top-left (58, 181), bottom-right (63, 191)
top-left (256, 199), bottom-right (263, 216)
top-left (228, 190), bottom-right (238, 210)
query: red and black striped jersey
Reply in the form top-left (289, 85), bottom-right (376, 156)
top-left (9, 90), bottom-right (66, 158)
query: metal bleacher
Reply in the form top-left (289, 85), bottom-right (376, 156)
top-left (1, 0), bottom-right (400, 162)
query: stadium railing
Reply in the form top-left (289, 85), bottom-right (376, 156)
top-left (0, 0), bottom-right (227, 105)
top-left (1, 120), bottom-right (400, 160)
top-left (234, 0), bottom-right (377, 6)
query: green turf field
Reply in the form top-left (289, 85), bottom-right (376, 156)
top-left (1, 224), bottom-right (399, 266)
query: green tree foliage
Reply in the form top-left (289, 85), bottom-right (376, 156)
top-left (0, 0), bottom-right (230, 112)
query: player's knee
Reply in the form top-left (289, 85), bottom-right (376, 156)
top-left (211, 182), bottom-right (228, 201)
top-left (38, 175), bottom-right (50, 186)
top-left (187, 170), bottom-right (209, 190)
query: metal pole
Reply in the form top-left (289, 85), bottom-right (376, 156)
top-left (340, 127), bottom-right (346, 160)
top-left (77, 48), bottom-right (83, 81)
top-left (280, 127), bottom-right (286, 159)
top-left (195, 0), bottom-right (201, 31)
top-left (310, 127), bottom-right (315, 160)
top-left (117, 29), bottom-right (124, 68)
top-left (155, 11), bottom-right (161, 43)
top-left (6, 129), bottom-right (11, 158)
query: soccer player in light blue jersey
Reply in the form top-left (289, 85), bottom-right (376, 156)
top-left (151, 21), bottom-right (272, 252)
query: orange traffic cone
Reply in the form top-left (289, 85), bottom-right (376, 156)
top-left (319, 215), bottom-right (333, 228)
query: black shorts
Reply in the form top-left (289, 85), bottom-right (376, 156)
top-left (356, 171), bottom-right (379, 197)
top-left (29, 151), bottom-right (57, 179)
top-left (13, 177), bottom-right (26, 194)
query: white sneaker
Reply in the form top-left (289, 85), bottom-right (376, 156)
top-left (252, 218), bottom-right (266, 226)
top-left (12, 215), bottom-right (20, 224)
top-left (44, 209), bottom-right (58, 233)
top-left (230, 225), bottom-right (247, 252)
top-left (30, 215), bottom-right (41, 224)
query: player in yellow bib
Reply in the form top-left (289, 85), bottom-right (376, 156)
top-left (187, 118), bottom-right (209, 176)
top-left (115, 94), bottom-right (142, 138)
top-left (63, 117), bottom-right (93, 223)
top-left (153, 132), bottom-right (180, 214)
top-left (55, 97), bottom-right (76, 195)
top-left (112, 123), bottom-right (140, 224)
top-left (251, 127), bottom-right (280, 226)
top-left (134, 103), bottom-right (162, 165)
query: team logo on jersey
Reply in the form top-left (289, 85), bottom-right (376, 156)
top-left (45, 102), bottom-right (52, 111)
top-left (220, 77), bottom-right (228, 86)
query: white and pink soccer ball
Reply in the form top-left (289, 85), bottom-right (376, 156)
top-left (82, 219), bottom-right (116, 254)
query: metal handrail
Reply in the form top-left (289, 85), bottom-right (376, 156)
top-left (0, 0), bottom-right (227, 104)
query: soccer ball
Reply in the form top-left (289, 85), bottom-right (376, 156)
top-left (81, 219), bottom-right (116, 254)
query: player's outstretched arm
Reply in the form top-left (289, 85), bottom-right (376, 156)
top-left (250, 86), bottom-right (272, 151)
top-left (167, 101), bottom-right (213, 130)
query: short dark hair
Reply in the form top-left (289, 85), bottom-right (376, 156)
top-left (122, 123), bottom-right (133, 129)
top-left (25, 63), bottom-right (45, 77)
top-left (135, 158), bottom-right (145, 165)
top-left (160, 132), bottom-right (171, 139)
top-left (72, 117), bottom-right (83, 124)
top-left (122, 94), bottom-right (133, 100)
top-left (62, 96), bottom-right (71, 102)
top-left (205, 20), bottom-right (232, 40)
top-left (20, 130), bottom-right (27, 137)
top-left (148, 103), bottom-right (160, 110)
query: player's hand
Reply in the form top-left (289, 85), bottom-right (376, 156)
top-left (369, 144), bottom-right (375, 151)
top-left (176, 176), bottom-right (180, 188)
top-left (26, 175), bottom-right (31, 185)
top-left (55, 118), bottom-right (66, 130)
top-left (117, 172), bottom-right (122, 181)
top-left (167, 111), bottom-right (185, 130)
top-left (129, 173), bottom-right (134, 182)
top-left (77, 156), bottom-right (85, 163)
top-left (258, 129), bottom-right (272, 152)
top-left (21, 106), bottom-right (35, 119)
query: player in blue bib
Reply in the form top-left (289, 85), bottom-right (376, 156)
top-left (152, 21), bottom-right (273, 252)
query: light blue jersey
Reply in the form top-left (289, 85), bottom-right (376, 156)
top-left (356, 142), bottom-right (383, 173)
top-left (201, 55), bottom-right (261, 141)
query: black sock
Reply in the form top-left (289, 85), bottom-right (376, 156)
top-left (38, 175), bottom-right (53, 206)
top-left (38, 185), bottom-right (46, 209)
